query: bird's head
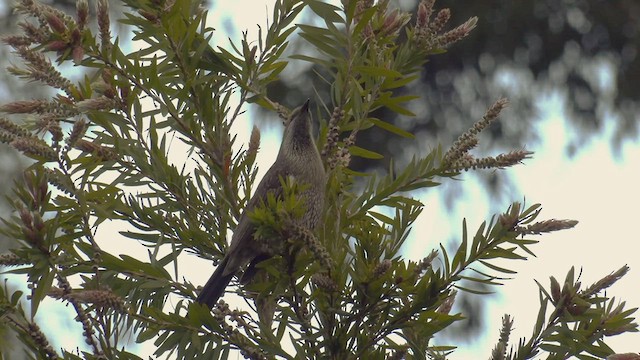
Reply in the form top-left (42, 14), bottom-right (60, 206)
top-left (280, 100), bottom-right (315, 155)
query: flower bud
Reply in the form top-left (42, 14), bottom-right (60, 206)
top-left (46, 11), bottom-right (67, 33)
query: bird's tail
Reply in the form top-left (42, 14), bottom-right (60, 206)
top-left (196, 257), bottom-right (235, 309)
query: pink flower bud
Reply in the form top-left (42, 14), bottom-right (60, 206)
top-left (46, 12), bottom-right (67, 33)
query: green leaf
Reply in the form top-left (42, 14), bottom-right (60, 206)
top-left (306, 0), bottom-right (344, 24)
top-left (368, 118), bottom-right (415, 138)
top-left (369, 211), bottom-right (394, 225)
top-left (349, 145), bottom-right (384, 159)
top-left (31, 269), bottom-right (54, 316)
top-left (451, 219), bottom-right (468, 272)
top-left (453, 284), bottom-right (494, 295)
top-left (10, 289), bottom-right (24, 306)
top-left (288, 54), bottom-right (333, 70)
top-left (382, 74), bottom-right (419, 90)
top-left (298, 25), bottom-right (344, 59)
top-left (353, 66), bottom-right (403, 79)
top-left (137, 327), bottom-right (159, 342)
top-left (483, 246), bottom-right (527, 260)
top-left (440, 243), bottom-right (451, 277)
top-left (352, 6), bottom-right (377, 34)
top-left (477, 260), bottom-right (517, 274)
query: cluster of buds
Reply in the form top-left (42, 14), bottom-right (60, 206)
top-left (2, 2), bottom-right (124, 108)
top-left (0, 117), bottom-right (31, 143)
top-left (415, 249), bottom-right (439, 275)
top-left (323, 107), bottom-right (362, 170)
top-left (27, 322), bottom-right (59, 359)
top-left (333, 129), bottom-right (358, 169)
top-left (582, 266), bottom-right (629, 297)
top-left (216, 303), bottom-right (284, 359)
top-left (55, 277), bottom-right (104, 355)
top-left (322, 107), bottom-right (344, 159)
top-left (498, 202), bottom-right (578, 236)
top-left (489, 314), bottom-right (514, 359)
top-left (0, 0), bottom-right (127, 166)
top-left (43, 167), bottom-right (75, 196)
top-left (228, 309), bottom-right (253, 335)
top-left (353, 0), bottom-right (411, 39)
top-left (548, 266), bottom-right (637, 337)
top-left (90, 69), bottom-right (120, 100)
top-left (228, 328), bottom-right (268, 360)
top-left (363, 11), bottom-right (411, 42)
top-left (0, 99), bottom-right (70, 115)
top-left (49, 287), bottom-right (125, 312)
top-left (35, 116), bottom-right (63, 142)
top-left (450, 150), bottom-right (534, 172)
top-left (413, 0), bottom-right (477, 51)
top-left (73, 139), bottom-right (118, 162)
top-left (97, 0), bottom-right (111, 50)
top-left (497, 202), bottom-right (524, 231)
top-left (372, 258), bottom-right (392, 279)
top-left (549, 274), bottom-right (590, 316)
top-left (352, 0), bottom-right (374, 24)
top-left (67, 119), bottom-right (88, 147)
top-left (211, 300), bottom-right (235, 333)
top-left (290, 223), bottom-right (334, 270)
top-left (0, 252), bottom-right (31, 266)
top-left (388, 348), bottom-right (408, 360)
top-left (515, 218), bottom-right (579, 235)
top-left (138, 0), bottom-right (180, 24)
top-left (7, 0), bottom-right (89, 67)
top-left (312, 273), bottom-right (339, 293)
top-left (444, 98), bottom-right (535, 172)
top-left (246, 125), bottom-right (261, 163)
top-left (14, 170), bottom-right (51, 252)
top-left (443, 98), bottom-right (508, 164)
top-left (436, 289), bottom-right (457, 314)
top-left (19, 204), bottom-right (47, 250)
top-left (353, 0), bottom-right (411, 68)
top-left (0, 98), bottom-right (78, 160)
top-left (607, 354), bottom-right (640, 360)
top-left (379, 9), bottom-right (411, 38)
top-left (75, 96), bottom-right (122, 112)
top-left (8, 45), bottom-right (75, 97)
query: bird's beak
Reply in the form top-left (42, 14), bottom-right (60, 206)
top-left (301, 99), bottom-right (310, 113)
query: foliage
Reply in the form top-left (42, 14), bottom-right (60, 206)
top-left (0, 0), bottom-right (636, 359)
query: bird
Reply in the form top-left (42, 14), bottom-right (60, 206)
top-left (196, 100), bottom-right (326, 309)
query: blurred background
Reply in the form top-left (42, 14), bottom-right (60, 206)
top-left (0, 0), bottom-right (638, 358)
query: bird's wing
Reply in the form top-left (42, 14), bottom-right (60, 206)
top-left (223, 164), bottom-right (286, 275)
